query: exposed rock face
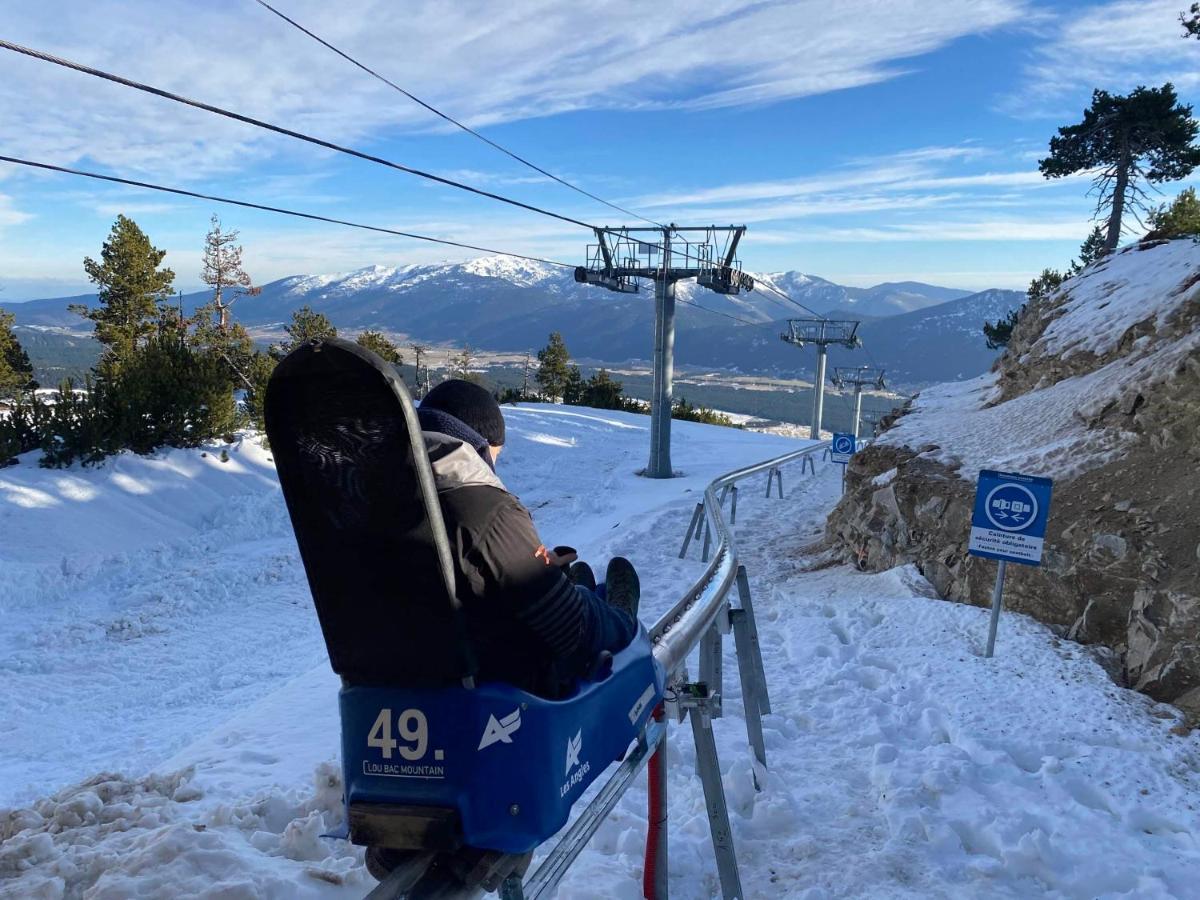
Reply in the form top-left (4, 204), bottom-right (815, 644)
top-left (827, 239), bottom-right (1200, 718)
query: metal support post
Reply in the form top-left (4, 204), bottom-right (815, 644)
top-left (801, 455), bottom-right (815, 476)
top-left (774, 468), bottom-right (783, 499)
top-left (764, 468), bottom-right (777, 498)
top-left (729, 486), bottom-right (738, 525)
top-left (643, 707), bottom-right (668, 900)
top-left (689, 701), bottom-right (744, 900)
top-left (701, 511), bottom-right (712, 563)
top-left (852, 386), bottom-right (864, 440)
top-left (731, 607), bottom-right (768, 783)
top-left (647, 239), bottom-right (676, 478)
top-left (811, 344), bottom-right (828, 441)
top-left (699, 622), bottom-right (723, 717)
top-left (734, 565), bottom-right (771, 714)
top-left (678, 502), bottom-right (704, 559)
top-left (985, 560), bottom-right (1008, 658)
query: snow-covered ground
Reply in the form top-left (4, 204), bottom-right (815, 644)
top-left (2, 406), bottom-right (1198, 898)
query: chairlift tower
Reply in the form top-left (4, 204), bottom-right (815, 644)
top-left (576, 225), bottom-right (753, 478)
top-left (831, 366), bottom-right (886, 439)
top-left (780, 319), bottom-right (861, 440)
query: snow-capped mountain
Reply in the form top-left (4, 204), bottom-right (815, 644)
top-left (1, 257), bottom-right (1021, 386)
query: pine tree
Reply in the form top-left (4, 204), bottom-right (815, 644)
top-left (201, 214), bottom-right (260, 330)
top-left (110, 309), bottom-right (237, 453)
top-left (448, 345), bottom-right (480, 383)
top-left (535, 332), bottom-right (571, 401)
top-left (356, 330), bottom-right (403, 365)
top-left (242, 351), bottom-right (277, 434)
top-left (984, 269), bottom-right (1064, 350)
top-left (1040, 84), bottom-right (1200, 252)
top-left (0, 310), bottom-right (37, 399)
top-left (983, 310), bottom-right (1020, 350)
top-left (562, 364), bottom-right (584, 405)
top-left (73, 215), bottom-right (175, 369)
top-left (1077, 226), bottom-right (1107, 269)
top-left (1145, 187), bottom-right (1200, 239)
top-left (581, 368), bottom-right (625, 409)
top-left (1027, 268), bottom-right (1066, 304)
top-left (1183, 3), bottom-right (1199, 38)
top-left (272, 305), bottom-right (337, 358)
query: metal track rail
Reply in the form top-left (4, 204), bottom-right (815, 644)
top-left (650, 442), bottom-right (830, 673)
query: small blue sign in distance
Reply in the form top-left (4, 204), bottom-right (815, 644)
top-left (968, 469), bottom-right (1053, 566)
top-left (831, 432), bottom-right (856, 464)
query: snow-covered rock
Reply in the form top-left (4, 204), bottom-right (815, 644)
top-left (827, 238), bottom-right (1200, 718)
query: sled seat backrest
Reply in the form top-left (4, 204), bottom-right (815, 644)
top-left (264, 337), bottom-right (471, 685)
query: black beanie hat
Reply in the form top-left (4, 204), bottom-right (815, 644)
top-left (419, 379), bottom-right (506, 446)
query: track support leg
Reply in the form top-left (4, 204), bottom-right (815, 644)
top-left (699, 622), bottom-right (724, 716)
top-left (729, 486), bottom-right (738, 525)
top-left (690, 703), bottom-right (744, 900)
top-left (678, 502), bottom-right (704, 559)
top-left (735, 566), bottom-right (771, 715)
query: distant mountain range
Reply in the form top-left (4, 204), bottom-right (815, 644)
top-left (2, 258), bottom-right (1024, 388)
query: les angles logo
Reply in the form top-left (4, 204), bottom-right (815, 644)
top-left (564, 729), bottom-right (583, 776)
top-left (477, 708), bottom-right (522, 750)
top-left (560, 729), bottom-right (589, 797)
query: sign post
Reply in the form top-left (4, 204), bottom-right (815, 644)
top-left (967, 470), bottom-right (1053, 658)
top-left (831, 432), bottom-right (855, 493)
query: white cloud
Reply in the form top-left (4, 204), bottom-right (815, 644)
top-left (1004, 0), bottom-right (1200, 117)
top-left (0, 194), bottom-right (32, 227)
top-left (0, 0), bottom-right (1026, 180)
top-left (621, 144), bottom-right (1091, 228)
top-left (756, 218), bottom-right (1091, 242)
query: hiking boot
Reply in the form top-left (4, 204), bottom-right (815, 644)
top-left (568, 561), bottom-right (597, 592)
top-left (604, 557), bottom-right (640, 621)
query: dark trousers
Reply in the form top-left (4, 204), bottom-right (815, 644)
top-left (575, 582), bottom-right (637, 662)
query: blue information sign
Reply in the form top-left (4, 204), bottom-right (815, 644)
top-left (968, 470), bottom-right (1053, 566)
top-left (831, 432), bottom-right (856, 464)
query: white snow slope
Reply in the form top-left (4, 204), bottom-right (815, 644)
top-left (2, 406), bottom-right (1199, 898)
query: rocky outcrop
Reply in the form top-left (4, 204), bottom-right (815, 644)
top-left (826, 239), bottom-right (1200, 718)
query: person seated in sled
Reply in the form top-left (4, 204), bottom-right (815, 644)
top-left (415, 379), bottom-right (641, 696)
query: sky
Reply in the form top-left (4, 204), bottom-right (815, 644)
top-left (1, 0), bottom-right (1199, 300)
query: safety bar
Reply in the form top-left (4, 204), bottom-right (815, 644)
top-left (516, 439), bottom-right (830, 898)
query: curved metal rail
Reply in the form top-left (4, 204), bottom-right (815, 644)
top-left (517, 439), bottom-right (830, 899)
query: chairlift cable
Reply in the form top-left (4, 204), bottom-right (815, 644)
top-left (0, 38), bottom-right (727, 269)
top-left (249, 0), bottom-right (665, 228)
top-left (0, 155), bottom-right (577, 269)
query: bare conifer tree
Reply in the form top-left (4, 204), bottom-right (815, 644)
top-left (201, 214), bottom-right (260, 330)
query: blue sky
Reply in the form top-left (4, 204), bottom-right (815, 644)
top-left (2, 0), bottom-right (1199, 300)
